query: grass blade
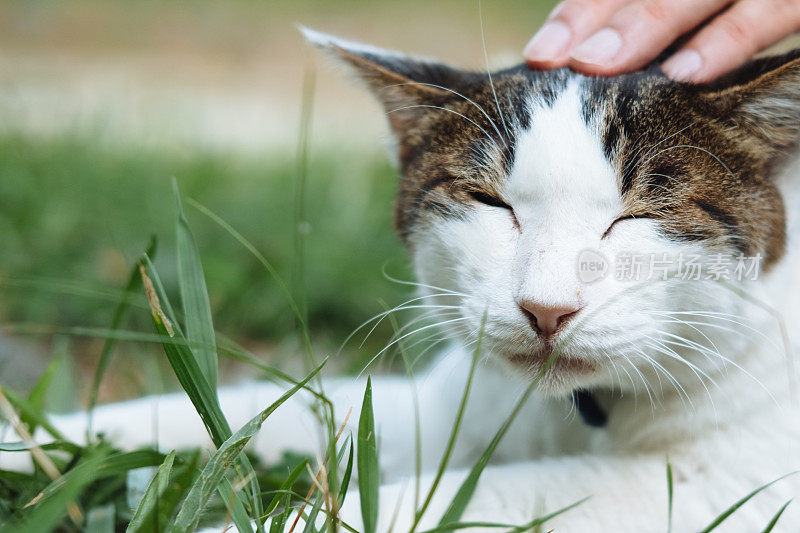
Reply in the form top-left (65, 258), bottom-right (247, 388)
top-left (22, 353), bottom-right (62, 434)
top-left (140, 256), bottom-right (229, 444)
top-left (383, 301), bottom-right (422, 512)
top-left (127, 450), bottom-right (175, 533)
top-left (414, 313), bottom-right (485, 529)
top-left (337, 435), bottom-right (354, 506)
top-left (173, 180), bottom-right (218, 391)
top-left (420, 496), bottom-right (589, 533)
top-left (218, 477), bottom-right (255, 533)
top-left (761, 499), bottom-right (792, 532)
top-left (130, 450), bottom-right (201, 532)
top-left (13, 450), bottom-right (109, 533)
top-left (357, 377), bottom-right (379, 533)
top-left (169, 361), bottom-right (325, 533)
top-left (437, 384), bottom-right (537, 525)
top-left (12, 449), bottom-right (162, 533)
top-left (34, 450), bottom-right (165, 503)
top-left (666, 458), bottom-right (674, 533)
top-left (507, 497), bottom-right (590, 532)
top-left (88, 236), bottom-right (157, 432)
top-left (0, 440), bottom-right (81, 454)
top-left (419, 522), bottom-right (515, 532)
top-left (186, 199), bottom-right (312, 355)
top-left (292, 66), bottom-right (315, 326)
top-left (301, 491), bottom-right (325, 533)
top-left (699, 471), bottom-right (798, 532)
top-left (2, 387), bottom-right (66, 441)
top-left (437, 324), bottom-right (571, 526)
top-left (269, 493), bottom-right (292, 533)
top-left (264, 458), bottom-right (309, 517)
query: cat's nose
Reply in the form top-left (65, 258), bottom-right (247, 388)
top-left (518, 300), bottom-right (582, 337)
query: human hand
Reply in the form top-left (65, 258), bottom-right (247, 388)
top-left (523, 0), bottom-right (800, 83)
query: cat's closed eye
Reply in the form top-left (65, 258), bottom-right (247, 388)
top-left (468, 189), bottom-right (520, 230)
top-left (601, 214), bottom-right (650, 239)
top-left (468, 189), bottom-right (512, 210)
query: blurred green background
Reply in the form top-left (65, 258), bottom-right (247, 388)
top-left (0, 0), bottom-right (558, 406)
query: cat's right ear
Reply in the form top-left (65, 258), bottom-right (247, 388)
top-left (300, 27), bottom-right (460, 138)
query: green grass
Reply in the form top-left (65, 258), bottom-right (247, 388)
top-left (0, 133), bottom-right (414, 374)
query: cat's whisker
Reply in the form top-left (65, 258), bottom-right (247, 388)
top-left (661, 309), bottom-right (784, 343)
top-left (387, 105), bottom-right (497, 150)
top-left (623, 341), bottom-right (666, 401)
top-left (391, 306), bottom-right (463, 330)
top-left (600, 351), bottom-right (626, 397)
top-left (664, 310), bottom-right (746, 319)
top-left (644, 334), bottom-right (721, 390)
top-left (621, 353), bottom-right (657, 412)
top-left (477, 0), bottom-right (510, 141)
top-left (417, 323), bottom-right (483, 368)
top-left (640, 172), bottom-right (687, 190)
top-left (642, 336), bottom-right (718, 414)
top-left (598, 347), bottom-right (638, 402)
top-left (383, 81), bottom-right (507, 148)
top-left (640, 183), bottom-right (673, 195)
top-left (656, 331), bottom-right (779, 406)
top-left (628, 121), bottom-right (695, 173)
top-left (654, 314), bottom-right (781, 351)
top-left (380, 270), bottom-right (468, 298)
top-left (630, 342), bottom-right (692, 402)
top-left (620, 122), bottom-right (695, 182)
top-left (410, 334), bottom-right (459, 369)
top-left (380, 309), bottom-right (463, 350)
top-left (649, 307), bottom-right (778, 401)
top-left (629, 345), bottom-right (689, 411)
top-left (648, 312), bottom-right (723, 364)
top-left (339, 292), bottom-right (464, 353)
top-left (654, 329), bottom-right (728, 376)
top-left (644, 143), bottom-right (735, 181)
top-left (358, 305), bottom-right (464, 350)
top-left (357, 316), bottom-right (471, 378)
top-left (383, 327), bottom-right (454, 371)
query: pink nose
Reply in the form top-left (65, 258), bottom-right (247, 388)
top-left (519, 300), bottom-right (582, 337)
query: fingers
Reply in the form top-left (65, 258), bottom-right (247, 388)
top-left (526, 0), bottom-right (800, 83)
top-left (566, 0), bottom-right (733, 76)
top-left (662, 0), bottom-right (800, 82)
top-left (524, 0), bottom-right (631, 69)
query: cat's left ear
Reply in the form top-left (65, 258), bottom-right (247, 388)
top-left (701, 50), bottom-right (800, 157)
top-left (300, 28), bottom-right (463, 138)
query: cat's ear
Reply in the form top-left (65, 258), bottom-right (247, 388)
top-left (701, 50), bottom-right (800, 156)
top-left (300, 27), bottom-right (461, 137)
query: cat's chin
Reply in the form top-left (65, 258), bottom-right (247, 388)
top-left (506, 348), bottom-right (599, 394)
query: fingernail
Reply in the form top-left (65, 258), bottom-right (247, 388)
top-left (524, 22), bottom-right (572, 63)
top-left (570, 28), bottom-right (622, 66)
top-left (662, 50), bottom-right (703, 81)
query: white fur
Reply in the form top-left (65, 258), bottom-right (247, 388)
top-left (3, 73), bottom-right (800, 532)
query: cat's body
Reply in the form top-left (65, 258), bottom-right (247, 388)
top-left (12, 328), bottom-right (800, 531)
top-left (6, 31), bottom-right (800, 531)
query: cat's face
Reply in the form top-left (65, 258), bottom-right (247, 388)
top-left (306, 29), bottom-right (800, 395)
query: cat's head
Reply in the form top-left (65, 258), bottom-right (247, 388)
top-left (305, 28), bottom-right (800, 395)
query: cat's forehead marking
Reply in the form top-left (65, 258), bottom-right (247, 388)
top-left (505, 80), bottom-right (621, 222)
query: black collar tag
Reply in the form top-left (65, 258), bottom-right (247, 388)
top-left (571, 389), bottom-right (608, 428)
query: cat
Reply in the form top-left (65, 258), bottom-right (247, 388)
top-left (6, 29), bottom-right (800, 531)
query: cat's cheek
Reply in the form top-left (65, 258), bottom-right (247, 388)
top-left (411, 208), bottom-right (520, 322)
